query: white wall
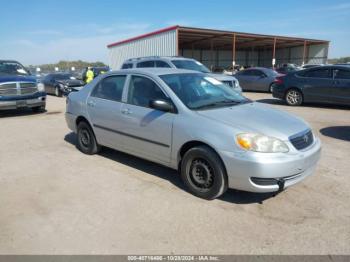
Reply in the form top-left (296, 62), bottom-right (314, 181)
top-left (108, 29), bottom-right (177, 70)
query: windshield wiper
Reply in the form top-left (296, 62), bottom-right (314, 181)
top-left (194, 99), bottom-right (243, 110)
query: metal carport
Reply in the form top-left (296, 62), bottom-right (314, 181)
top-left (107, 25), bottom-right (329, 70)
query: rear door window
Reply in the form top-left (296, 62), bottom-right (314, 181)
top-left (303, 68), bottom-right (331, 78)
top-left (250, 70), bottom-right (265, 77)
top-left (155, 61), bottom-right (171, 68)
top-left (91, 75), bottom-right (126, 102)
top-left (334, 69), bottom-right (350, 80)
top-left (237, 70), bottom-right (250, 76)
top-left (136, 61), bottom-right (155, 68)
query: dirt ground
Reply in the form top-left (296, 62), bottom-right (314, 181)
top-left (0, 92), bottom-right (349, 254)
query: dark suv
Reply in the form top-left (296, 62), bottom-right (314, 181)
top-left (0, 60), bottom-right (46, 112)
top-left (272, 65), bottom-right (350, 106)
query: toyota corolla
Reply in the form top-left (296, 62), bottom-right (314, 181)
top-left (65, 68), bottom-right (321, 200)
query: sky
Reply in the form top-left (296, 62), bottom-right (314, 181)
top-left (0, 0), bottom-right (349, 65)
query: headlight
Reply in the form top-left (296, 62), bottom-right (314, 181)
top-left (236, 133), bottom-right (289, 153)
top-left (37, 83), bottom-right (45, 92)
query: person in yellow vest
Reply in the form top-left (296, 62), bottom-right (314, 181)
top-left (85, 67), bottom-right (94, 83)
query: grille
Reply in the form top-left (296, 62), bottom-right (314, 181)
top-left (0, 83), bottom-right (17, 95)
top-left (0, 82), bottom-right (38, 96)
top-left (19, 82), bottom-right (37, 95)
top-left (289, 130), bottom-right (314, 150)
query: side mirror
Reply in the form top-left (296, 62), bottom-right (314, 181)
top-left (149, 100), bottom-right (174, 112)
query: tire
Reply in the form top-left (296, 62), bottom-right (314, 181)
top-left (285, 88), bottom-right (303, 106)
top-left (269, 83), bottom-right (274, 93)
top-left (180, 145), bottom-right (228, 200)
top-left (77, 121), bottom-right (100, 155)
top-left (55, 86), bottom-right (62, 97)
top-left (32, 105), bottom-right (45, 113)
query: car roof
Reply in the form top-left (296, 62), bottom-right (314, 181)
top-left (306, 65), bottom-right (350, 70)
top-left (106, 68), bottom-right (203, 77)
top-left (243, 67), bottom-right (274, 72)
top-left (124, 56), bottom-right (195, 63)
top-left (0, 60), bottom-right (22, 64)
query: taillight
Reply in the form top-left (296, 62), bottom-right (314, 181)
top-left (274, 77), bottom-right (284, 85)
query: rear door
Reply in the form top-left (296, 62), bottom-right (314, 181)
top-left (332, 68), bottom-right (350, 105)
top-left (249, 69), bottom-right (269, 91)
top-left (299, 68), bottom-right (333, 103)
top-left (86, 75), bottom-right (127, 149)
top-left (235, 70), bottom-right (251, 90)
top-left (119, 75), bottom-right (175, 164)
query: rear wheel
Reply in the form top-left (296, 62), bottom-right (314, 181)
top-left (269, 83), bottom-right (274, 93)
top-left (77, 121), bottom-right (100, 155)
top-left (181, 145), bottom-right (228, 200)
top-left (285, 89), bottom-right (303, 106)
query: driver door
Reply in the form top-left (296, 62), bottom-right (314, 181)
top-left (119, 75), bottom-right (175, 164)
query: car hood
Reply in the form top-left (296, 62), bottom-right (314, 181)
top-left (57, 79), bottom-right (85, 87)
top-left (0, 75), bottom-right (36, 84)
top-left (196, 102), bottom-right (310, 140)
top-left (207, 73), bottom-right (238, 81)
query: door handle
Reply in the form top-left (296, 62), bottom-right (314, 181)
top-left (87, 101), bottom-right (96, 107)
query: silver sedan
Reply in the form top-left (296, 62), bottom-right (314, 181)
top-left (65, 68), bottom-right (321, 200)
top-left (235, 67), bottom-right (281, 92)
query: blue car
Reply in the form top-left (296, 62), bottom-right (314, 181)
top-left (0, 60), bottom-right (46, 112)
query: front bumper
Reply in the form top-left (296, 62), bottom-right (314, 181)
top-left (219, 137), bottom-right (321, 193)
top-left (0, 92), bottom-right (46, 110)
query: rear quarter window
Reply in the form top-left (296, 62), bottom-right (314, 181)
top-left (121, 63), bottom-right (133, 69)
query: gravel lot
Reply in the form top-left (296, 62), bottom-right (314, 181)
top-left (0, 92), bottom-right (349, 255)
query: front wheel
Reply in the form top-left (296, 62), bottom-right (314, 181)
top-left (55, 86), bottom-right (62, 97)
top-left (285, 89), bottom-right (303, 106)
top-left (181, 145), bottom-right (228, 200)
top-left (77, 121), bottom-right (100, 155)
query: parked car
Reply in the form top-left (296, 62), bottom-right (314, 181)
top-left (272, 65), bottom-right (350, 106)
top-left (0, 60), bottom-right (46, 112)
top-left (301, 64), bottom-right (324, 69)
top-left (41, 73), bottom-right (85, 97)
top-left (120, 56), bottom-right (242, 93)
top-left (65, 68), bottom-right (321, 200)
top-left (234, 67), bottom-right (282, 92)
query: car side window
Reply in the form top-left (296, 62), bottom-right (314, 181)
top-left (121, 63), bottom-right (133, 69)
top-left (136, 61), bottom-right (155, 68)
top-left (155, 61), bottom-right (171, 68)
top-left (239, 70), bottom-right (251, 76)
top-left (91, 75), bottom-right (126, 102)
top-left (303, 69), bottom-right (330, 78)
top-left (334, 69), bottom-right (350, 80)
top-left (250, 70), bottom-right (265, 77)
top-left (127, 76), bottom-right (168, 108)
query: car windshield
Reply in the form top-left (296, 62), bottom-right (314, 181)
top-left (171, 60), bottom-right (211, 73)
top-left (160, 73), bottom-right (249, 110)
top-left (0, 61), bottom-right (30, 76)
